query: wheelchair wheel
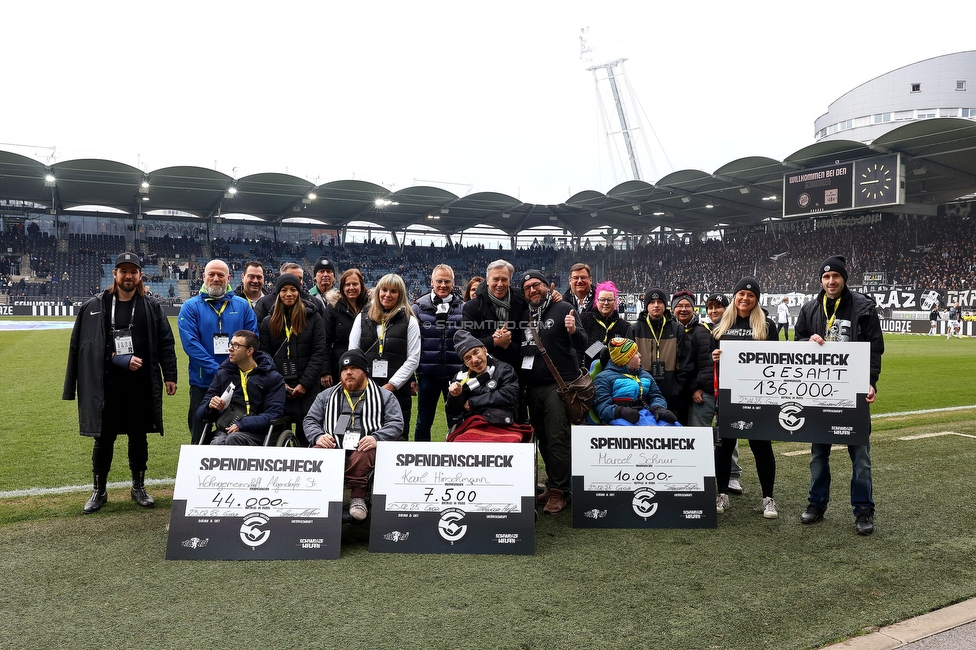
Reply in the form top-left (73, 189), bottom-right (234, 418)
top-left (276, 430), bottom-right (299, 447)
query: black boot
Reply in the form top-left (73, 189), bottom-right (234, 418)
top-left (855, 506), bottom-right (874, 536)
top-left (84, 474), bottom-right (107, 514)
top-left (131, 470), bottom-right (155, 508)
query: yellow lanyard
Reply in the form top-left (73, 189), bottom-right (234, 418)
top-left (207, 299), bottom-right (228, 332)
top-left (822, 295), bottom-right (841, 332)
top-left (623, 373), bottom-right (644, 399)
top-left (239, 367), bottom-right (253, 414)
top-left (343, 388), bottom-right (366, 428)
top-left (645, 315), bottom-right (665, 360)
top-left (378, 318), bottom-right (387, 356)
top-left (284, 322), bottom-right (292, 359)
top-left (595, 318), bottom-right (611, 343)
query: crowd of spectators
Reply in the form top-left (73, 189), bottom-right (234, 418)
top-left (2, 213), bottom-right (973, 300)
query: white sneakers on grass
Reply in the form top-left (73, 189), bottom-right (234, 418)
top-left (762, 497), bottom-right (778, 519)
top-left (716, 493), bottom-right (730, 514)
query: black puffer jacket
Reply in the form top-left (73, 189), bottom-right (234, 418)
top-left (259, 300), bottom-right (327, 391)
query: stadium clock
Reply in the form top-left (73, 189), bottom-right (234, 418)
top-left (854, 154), bottom-right (900, 208)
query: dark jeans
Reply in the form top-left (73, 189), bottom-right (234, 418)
top-left (414, 374), bottom-right (460, 441)
top-left (526, 383), bottom-right (572, 492)
top-left (92, 432), bottom-right (148, 476)
top-left (808, 443), bottom-right (874, 514)
top-left (778, 322), bottom-right (789, 340)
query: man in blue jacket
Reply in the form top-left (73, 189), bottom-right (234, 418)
top-left (197, 330), bottom-right (286, 445)
top-left (179, 259), bottom-right (258, 443)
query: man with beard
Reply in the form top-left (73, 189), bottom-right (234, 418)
top-left (64, 252), bottom-right (178, 513)
top-left (517, 270), bottom-right (588, 515)
top-left (794, 256), bottom-right (884, 535)
top-left (179, 259), bottom-right (258, 443)
top-left (304, 349), bottom-right (404, 521)
top-left (234, 261), bottom-right (267, 309)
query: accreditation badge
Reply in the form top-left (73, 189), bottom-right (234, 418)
top-left (113, 328), bottom-right (134, 355)
top-left (213, 333), bottom-right (230, 355)
top-left (372, 359), bottom-right (389, 378)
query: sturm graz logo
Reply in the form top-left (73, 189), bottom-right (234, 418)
top-left (438, 508), bottom-right (468, 544)
top-left (632, 488), bottom-right (659, 519)
top-left (778, 402), bottom-right (805, 433)
top-left (240, 512), bottom-right (272, 549)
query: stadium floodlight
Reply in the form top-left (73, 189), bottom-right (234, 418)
top-left (307, 193), bottom-right (316, 200)
top-left (375, 198), bottom-right (398, 207)
top-left (680, 196), bottom-right (691, 203)
top-left (224, 186), bottom-right (237, 199)
top-left (653, 211), bottom-right (665, 216)
top-left (705, 204), bottom-right (714, 209)
top-left (44, 174), bottom-right (56, 187)
top-left (590, 211), bottom-right (598, 218)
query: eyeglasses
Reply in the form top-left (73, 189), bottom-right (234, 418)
top-left (228, 342), bottom-right (248, 350)
top-left (570, 276), bottom-right (590, 283)
top-left (523, 281), bottom-right (546, 292)
top-left (596, 298), bottom-right (616, 304)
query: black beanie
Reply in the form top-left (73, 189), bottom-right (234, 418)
top-left (520, 270), bottom-right (548, 291)
top-left (819, 256), bottom-right (848, 282)
top-left (275, 273), bottom-right (302, 293)
top-left (733, 277), bottom-right (761, 300)
top-left (644, 287), bottom-right (668, 307)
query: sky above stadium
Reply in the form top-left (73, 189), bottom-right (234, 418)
top-left (3, 1), bottom-right (974, 206)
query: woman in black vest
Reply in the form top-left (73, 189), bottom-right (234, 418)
top-left (259, 273), bottom-right (327, 445)
top-left (348, 273), bottom-right (421, 437)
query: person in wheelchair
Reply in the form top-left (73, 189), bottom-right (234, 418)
top-left (303, 349), bottom-right (404, 521)
top-left (445, 330), bottom-right (532, 443)
top-left (197, 330), bottom-right (286, 445)
top-left (594, 337), bottom-right (678, 426)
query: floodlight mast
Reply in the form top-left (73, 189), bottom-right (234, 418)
top-left (589, 58), bottom-right (641, 181)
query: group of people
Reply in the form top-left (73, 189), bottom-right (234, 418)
top-left (63, 251), bottom-right (884, 535)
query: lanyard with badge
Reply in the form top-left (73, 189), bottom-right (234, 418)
top-left (372, 317), bottom-right (390, 379)
top-left (340, 388), bottom-right (366, 450)
top-left (281, 322), bottom-right (298, 379)
top-left (111, 294), bottom-right (136, 355)
top-left (822, 295), bottom-right (842, 342)
top-left (645, 315), bottom-right (666, 378)
top-left (238, 368), bottom-right (253, 415)
top-left (208, 298), bottom-right (230, 354)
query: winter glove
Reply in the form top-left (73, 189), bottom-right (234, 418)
top-left (614, 406), bottom-right (641, 424)
top-left (651, 406), bottom-right (677, 424)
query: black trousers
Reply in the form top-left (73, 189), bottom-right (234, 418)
top-left (92, 432), bottom-right (148, 476)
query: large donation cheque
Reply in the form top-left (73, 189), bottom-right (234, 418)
top-left (369, 442), bottom-right (535, 555)
top-left (166, 445), bottom-right (345, 560)
top-left (717, 341), bottom-right (871, 445)
top-left (571, 426), bottom-right (716, 528)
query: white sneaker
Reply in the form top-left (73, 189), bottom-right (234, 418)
top-left (716, 493), bottom-right (730, 514)
top-left (762, 497), bottom-right (778, 519)
top-left (349, 497), bottom-right (368, 521)
top-left (728, 478), bottom-right (743, 494)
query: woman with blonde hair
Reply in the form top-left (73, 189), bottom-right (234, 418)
top-left (711, 276), bottom-right (780, 519)
top-left (348, 273), bottom-right (421, 436)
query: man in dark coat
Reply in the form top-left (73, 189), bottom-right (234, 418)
top-left (517, 269), bottom-right (588, 515)
top-left (794, 256), bottom-right (884, 536)
top-left (460, 259), bottom-right (525, 370)
top-left (63, 252), bottom-right (178, 514)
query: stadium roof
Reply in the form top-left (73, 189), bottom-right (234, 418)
top-left (2, 118), bottom-right (975, 237)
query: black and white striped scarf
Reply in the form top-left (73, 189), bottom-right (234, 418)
top-left (453, 365), bottom-right (496, 391)
top-left (321, 380), bottom-right (385, 435)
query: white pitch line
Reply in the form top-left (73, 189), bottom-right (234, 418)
top-left (874, 405), bottom-right (976, 418)
top-left (0, 478), bottom-right (174, 500)
top-left (898, 431), bottom-right (976, 440)
top-left (10, 406), bottom-right (976, 498)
